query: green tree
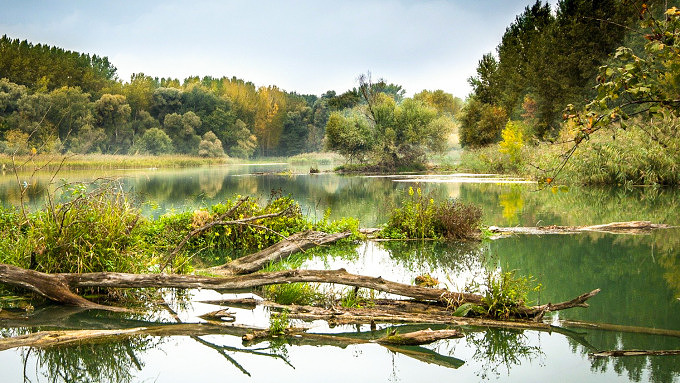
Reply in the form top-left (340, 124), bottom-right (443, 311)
top-left (198, 131), bottom-right (225, 157)
top-left (150, 87), bottom-right (182, 122)
top-left (163, 111), bottom-right (201, 154)
top-left (131, 127), bottom-right (173, 155)
top-left (123, 73), bottom-right (157, 119)
top-left (93, 93), bottom-right (132, 153)
top-left (324, 111), bottom-right (375, 163)
top-left (565, 6), bottom-right (680, 155)
top-left (458, 98), bottom-right (508, 148)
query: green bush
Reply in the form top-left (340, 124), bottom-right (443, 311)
top-left (381, 187), bottom-right (482, 240)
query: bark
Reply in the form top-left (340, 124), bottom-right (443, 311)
top-left (489, 221), bottom-right (673, 236)
top-left (590, 350), bottom-right (680, 357)
top-left (211, 230), bottom-right (352, 275)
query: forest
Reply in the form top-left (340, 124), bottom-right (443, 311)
top-left (1, 0), bottom-right (679, 181)
top-left (0, 35), bottom-right (461, 163)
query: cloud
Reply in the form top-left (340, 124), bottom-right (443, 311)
top-left (0, 0), bottom-right (540, 97)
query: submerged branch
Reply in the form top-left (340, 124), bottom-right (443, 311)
top-left (489, 221), bottom-right (673, 237)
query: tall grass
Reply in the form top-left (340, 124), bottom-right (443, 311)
top-left (0, 154), bottom-right (234, 171)
top-left (288, 152), bottom-right (344, 166)
top-left (459, 117), bottom-right (680, 186)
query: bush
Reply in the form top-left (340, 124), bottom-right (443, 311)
top-left (381, 187), bottom-right (482, 240)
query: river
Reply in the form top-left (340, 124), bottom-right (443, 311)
top-left (1, 163), bottom-right (679, 382)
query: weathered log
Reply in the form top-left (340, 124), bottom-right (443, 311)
top-left (561, 319), bottom-right (680, 339)
top-left (521, 288), bottom-right (601, 320)
top-left (0, 264), bottom-right (598, 319)
top-left (590, 349), bottom-right (680, 357)
top-left (0, 264), bottom-right (127, 312)
top-left (489, 221), bottom-right (673, 237)
top-left (234, 299), bottom-right (581, 333)
top-left (375, 328), bottom-right (462, 345)
top-left (212, 230), bottom-right (352, 275)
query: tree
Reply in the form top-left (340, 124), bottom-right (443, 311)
top-left (230, 119), bottom-right (257, 159)
top-left (163, 111), bottom-right (201, 154)
top-left (123, 73), bottom-right (156, 119)
top-left (324, 111), bottom-right (375, 163)
top-left (198, 131), bottom-right (225, 157)
top-left (413, 90), bottom-right (462, 116)
top-left (564, 6), bottom-right (680, 158)
top-left (131, 127), bottom-right (173, 155)
top-left (458, 98), bottom-right (508, 148)
top-left (93, 94), bottom-right (132, 153)
top-left (150, 87), bottom-right (182, 122)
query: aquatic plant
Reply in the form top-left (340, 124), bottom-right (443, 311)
top-left (381, 187), bottom-right (482, 240)
top-left (268, 309), bottom-right (291, 336)
top-left (479, 270), bottom-right (541, 320)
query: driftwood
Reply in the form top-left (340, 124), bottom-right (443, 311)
top-left (489, 221), bottom-right (673, 237)
top-left (561, 319), bottom-right (680, 339)
top-left (376, 328), bottom-right (462, 345)
top-left (0, 264), bottom-right (598, 320)
top-left (590, 350), bottom-right (680, 357)
top-left (210, 298), bottom-right (593, 334)
top-left (211, 230), bottom-right (352, 275)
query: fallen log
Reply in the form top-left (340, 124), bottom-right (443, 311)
top-left (590, 350), bottom-right (680, 357)
top-left (489, 221), bottom-right (673, 237)
top-left (211, 230), bottom-right (352, 275)
top-left (0, 264), bottom-right (127, 312)
top-left (0, 264), bottom-right (598, 319)
top-left (0, 323), bottom-right (468, 370)
top-left (375, 328), bottom-right (462, 345)
top-left (561, 319), bottom-right (680, 339)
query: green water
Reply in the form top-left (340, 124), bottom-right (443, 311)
top-left (1, 165), bottom-right (680, 382)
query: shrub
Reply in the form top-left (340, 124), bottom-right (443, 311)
top-left (382, 187), bottom-right (482, 240)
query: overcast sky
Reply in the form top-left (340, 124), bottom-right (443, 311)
top-left (0, 0), bottom-right (557, 98)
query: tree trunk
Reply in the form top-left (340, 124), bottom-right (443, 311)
top-left (211, 230), bottom-right (352, 275)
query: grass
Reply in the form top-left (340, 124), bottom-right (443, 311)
top-left (0, 154), bottom-right (236, 171)
top-left (0, 182), bottom-right (360, 303)
top-left (288, 152), bottom-right (344, 166)
top-left (458, 116), bottom-right (680, 186)
top-left (268, 309), bottom-right (291, 336)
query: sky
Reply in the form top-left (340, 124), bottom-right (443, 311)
top-left (0, 0), bottom-right (557, 98)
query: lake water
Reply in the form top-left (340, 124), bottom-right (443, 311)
top-left (1, 164), bottom-right (680, 382)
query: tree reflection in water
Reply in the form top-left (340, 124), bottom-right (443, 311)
top-left (23, 337), bottom-right (158, 383)
top-left (466, 328), bottom-right (544, 380)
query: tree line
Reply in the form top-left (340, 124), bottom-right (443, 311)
top-left (460, 0), bottom-right (670, 148)
top-left (0, 34), bottom-right (463, 162)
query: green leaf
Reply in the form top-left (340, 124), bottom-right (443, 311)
top-left (452, 303), bottom-right (478, 317)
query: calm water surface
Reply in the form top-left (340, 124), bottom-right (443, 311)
top-left (1, 164), bottom-right (679, 382)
